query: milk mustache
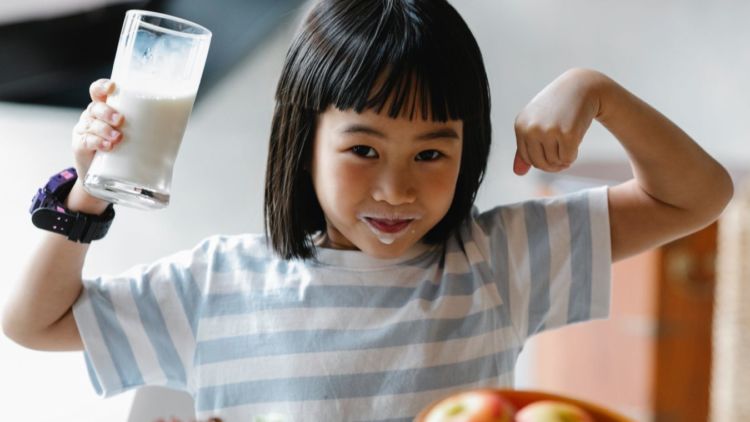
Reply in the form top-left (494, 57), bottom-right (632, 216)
top-left (87, 83), bottom-right (196, 198)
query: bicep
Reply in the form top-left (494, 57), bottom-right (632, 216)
top-left (608, 180), bottom-right (711, 261)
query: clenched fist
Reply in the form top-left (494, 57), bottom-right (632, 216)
top-left (512, 68), bottom-right (603, 176)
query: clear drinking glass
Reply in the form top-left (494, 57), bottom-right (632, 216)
top-left (83, 10), bottom-right (211, 210)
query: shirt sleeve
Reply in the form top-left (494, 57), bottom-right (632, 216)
top-left (474, 186), bottom-right (612, 344)
top-left (72, 237), bottom-right (213, 398)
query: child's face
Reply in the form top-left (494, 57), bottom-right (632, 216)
top-left (310, 106), bottom-right (463, 259)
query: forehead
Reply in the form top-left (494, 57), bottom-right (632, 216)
top-left (318, 105), bottom-right (463, 134)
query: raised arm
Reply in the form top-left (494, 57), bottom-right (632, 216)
top-left (2, 80), bottom-right (123, 350)
top-left (513, 68), bottom-right (733, 262)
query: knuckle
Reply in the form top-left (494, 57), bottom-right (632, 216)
top-left (83, 133), bottom-right (100, 149)
top-left (538, 125), bottom-right (561, 141)
top-left (91, 102), bottom-right (112, 121)
top-left (81, 133), bottom-right (93, 148)
top-left (523, 123), bottom-right (542, 137)
top-left (88, 101), bottom-right (102, 117)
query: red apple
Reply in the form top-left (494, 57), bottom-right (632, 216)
top-left (514, 400), bottom-right (594, 422)
top-left (423, 389), bottom-right (516, 422)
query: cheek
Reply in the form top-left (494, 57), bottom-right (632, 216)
top-left (315, 159), bottom-right (370, 204)
top-left (420, 164), bottom-right (461, 204)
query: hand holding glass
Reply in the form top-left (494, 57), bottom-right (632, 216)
top-left (84, 10), bottom-right (211, 209)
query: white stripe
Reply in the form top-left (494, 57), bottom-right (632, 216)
top-left (197, 326), bottom-right (520, 386)
top-left (197, 282), bottom-right (503, 340)
top-left (470, 218), bottom-right (493, 265)
top-left (544, 197), bottom-right (573, 328)
top-left (207, 263), bottom-right (434, 294)
top-left (464, 239), bottom-right (487, 267)
top-left (501, 204), bottom-right (531, 342)
top-left (589, 186), bottom-right (612, 317)
top-left (109, 279), bottom-right (166, 386)
top-left (163, 280), bottom-right (198, 391)
top-left (72, 287), bottom-right (122, 396)
top-left (196, 372), bottom-right (515, 421)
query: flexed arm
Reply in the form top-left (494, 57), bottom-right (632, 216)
top-left (513, 68), bottom-right (733, 261)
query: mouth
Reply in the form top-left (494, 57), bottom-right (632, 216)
top-left (363, 217), bottom-right (414, 234)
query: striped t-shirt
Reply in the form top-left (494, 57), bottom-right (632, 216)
top-left (73, 187), bottom-right (612, 421)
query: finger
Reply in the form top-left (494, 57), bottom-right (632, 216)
top-left (516, 139), bottom-right (531, 171)
top-left (525, 139), bottom-right (548, 169)
top-left (73, 115), bottom-right (94, 135)
top-left (541, 138), bottom-right (563, 166)
top-left (513, 150), bottom-right (531, 176)
top-left (557, 140), bottom-right (578, 166)
top-left (88, 101), bottom-right (124, 127)
top-left (89, 79), bottom-right (115, 102)
top-left (513, 126), bottom-right (533, 172)
top-left (81, 118), bottom-right (122, 142)
top-left (79, 133), bottom-right (114, 151)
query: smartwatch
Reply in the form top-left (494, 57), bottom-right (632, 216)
top-left (30, 168), bottom-right (115, 243)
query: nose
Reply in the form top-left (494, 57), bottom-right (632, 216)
top-left (371, 162), bottom-right (417, 205)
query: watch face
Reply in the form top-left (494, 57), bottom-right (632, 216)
top-left (47, 168), bottom-right (77, 192)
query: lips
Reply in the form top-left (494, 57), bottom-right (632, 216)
top-left (365, 217), bottom-right (413, 234)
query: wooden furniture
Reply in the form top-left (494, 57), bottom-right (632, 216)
top-left (710, 179), bottom-right (750, 421)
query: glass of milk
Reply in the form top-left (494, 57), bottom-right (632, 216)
top-left (83, 10), bottom-right (211, 210)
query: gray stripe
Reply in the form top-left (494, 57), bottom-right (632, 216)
top-left (197, 304), bottom-right (509, 364)
top-left (83, 352), bottom-right (104, 395)
top-left (210, 252), bottom-right (270, 274)
top-left (88, 283), bottom-right (144, 388)
top-left (566, 191), bottom-right (593, 322)
top-left (130, 278), bottom-right (187, 387)
top-left (476, 210), bottom-right (515, 339)
top-left (523, 201), bottom-right (551, 337)
top-left (195, 348), bottom-right (519, 411)
top-left (204, 271), bottom-right (495, 317)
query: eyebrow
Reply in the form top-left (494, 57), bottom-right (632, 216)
top-left (340, 124), bottom-right (460, 141)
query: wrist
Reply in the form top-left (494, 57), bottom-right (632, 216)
top-left (579, 68), bottom-right (618, 122)
top-left (557, 67), bottom-right (610, 122)
top-left (65, 180), bottom-right (110, 215)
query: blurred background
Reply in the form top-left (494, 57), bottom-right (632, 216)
top-left (1, 0), bottom-right (748, 420)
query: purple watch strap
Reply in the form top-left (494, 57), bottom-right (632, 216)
top-left (30, 168), bottom-right (115, 243)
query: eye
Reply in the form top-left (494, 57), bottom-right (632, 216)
top-left (415, 150), bottom-right (443, 161)
top-left (351, 145), bottom-right (378, 158)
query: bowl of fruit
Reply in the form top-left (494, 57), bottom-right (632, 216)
top-left (415, 388), bottom-right (634, 422)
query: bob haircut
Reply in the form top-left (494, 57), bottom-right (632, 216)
top-left (265, 0), bottom-right (492, 260)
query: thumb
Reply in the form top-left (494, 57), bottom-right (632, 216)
top-left (513, 150), bottom-right (531, 176)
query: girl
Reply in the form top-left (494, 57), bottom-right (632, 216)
top-left (3, 0), bottom-right (733, 420)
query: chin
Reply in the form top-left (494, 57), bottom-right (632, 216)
top-left (360, 239), bottom-right (414, 259)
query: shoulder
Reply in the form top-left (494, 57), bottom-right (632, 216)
top-left (193, 233), bottom-right (269, 253)
top-left (470, 186), bottom-right (609, 233)
top-left (451, 187), bottom-right (610, 260)
top-left (180, 233), bottom-right (274, 268)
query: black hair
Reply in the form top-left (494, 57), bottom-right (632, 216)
top-left (264, 0), bottom-right (491, 260)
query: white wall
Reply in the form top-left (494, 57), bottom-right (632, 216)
top-left (1, 0), bottom-right (748, 420)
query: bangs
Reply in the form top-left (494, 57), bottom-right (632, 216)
top-left (277, 0), bottom-right (488, 122)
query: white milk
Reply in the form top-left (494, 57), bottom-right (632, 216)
top-left (87, 85), bottom-right (197, 193)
